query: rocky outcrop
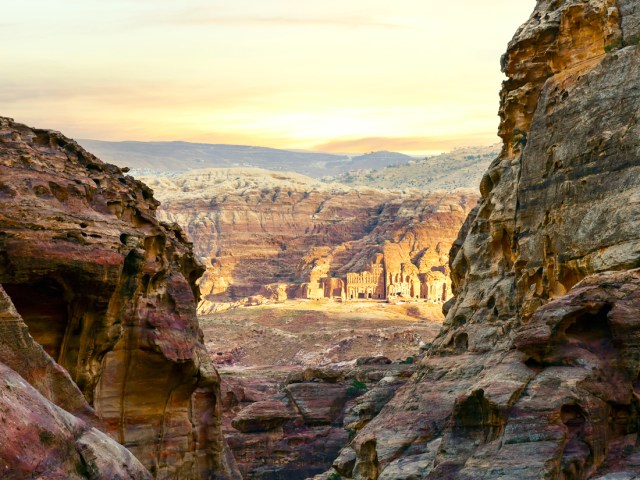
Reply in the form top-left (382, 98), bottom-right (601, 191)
top-left (0, 117), bottom-right (238, 479)
top-left (331, 1), bottom-right (640, 479)
top-left (221, 363), bottom-right (415, 479)
top-left (0, 285), bottom-right (152, 479)
top-left (139, 169), bottom-right (476, 312)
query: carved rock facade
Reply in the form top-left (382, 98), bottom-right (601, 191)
top-left (140, 170), bottom-right (476, 313)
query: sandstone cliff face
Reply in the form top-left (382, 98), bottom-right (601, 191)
top-left (332, 1), bottom-right (640, 479)
top-left (221, 363), bottom-right (415, 480)
top-left (0, 117), bottom-right (238, 479)
top-left (0, 285), bottom-right (151, 479)
top-left (140, 169), bottom-right (476, 312)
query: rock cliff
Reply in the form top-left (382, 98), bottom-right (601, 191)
top-left (331, 1), bottom-right (640, 479)
top-left (139, 169), bottom-right (476, 312)
top-left (222, 363), bottom-right (415, 480)
top-left (0, 117), bottom-right (238, 479)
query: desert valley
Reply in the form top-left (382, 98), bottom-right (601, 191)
top-left (86, 133), bottom-right (485, 479)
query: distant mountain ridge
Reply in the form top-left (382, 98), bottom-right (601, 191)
top-left (78, 139), bottom-right (418, 178)
top-left (324, 144), bottom-right (500, 191)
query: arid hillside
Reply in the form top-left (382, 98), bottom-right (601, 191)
top-left (325, 144), bottom-right (501, 192)
top-left (139, 168), bottom-right (478, 313)
top-left (78, 140), bottom-right (419, 178)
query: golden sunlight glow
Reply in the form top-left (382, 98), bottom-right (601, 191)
top-left (1, 0), bottom-right (535, 155)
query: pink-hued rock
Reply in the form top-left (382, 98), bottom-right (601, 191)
top-left (286, 382), bottom-right (350, 425)
top-left (231, 400), bottom-right (299, 433)
top-left (222, 364), bottom-right (414, 479)
top-left (139, 168), bottom-right (477, 311)
top-left (0, 117), bottom-right (239, 479)
top-left (0, 285), bottom-right (151, 479)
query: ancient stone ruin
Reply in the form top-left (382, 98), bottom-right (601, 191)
top-left (301, 248), bottom-right (452, 304)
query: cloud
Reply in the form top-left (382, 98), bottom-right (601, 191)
top-left (142, 7), bottom-right (401, 29)
top-left (0, 79), bottom-right (271, 110)
top-left (313, 135), bottom-right (499, 154)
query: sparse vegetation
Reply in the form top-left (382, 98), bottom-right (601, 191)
top-left (512, 129), bottom-right (527, 149)
top-left (323, 145), bottom-right (500, 192)
top-left (626, 33), bottom-right (640, 47)
top-left (347, 379), bottom-right (368, 397)
top-left (39, 430), bottom-right (55, 446)
top-left (605, 38), bottom-right (623, 52)
top-left (199, 300), bottom-right (442, 368)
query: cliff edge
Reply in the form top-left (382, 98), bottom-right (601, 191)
top-left (332, 1), bottom-right (640, 479)
top-left (0, 117), bottom-right (239, 479)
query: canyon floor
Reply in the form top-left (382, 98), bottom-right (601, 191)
top-left (199, 300), bottom-right (443, 479)
top-left (200, 300), bottom-right (443, 368)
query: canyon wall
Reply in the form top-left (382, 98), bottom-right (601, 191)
top-left (140, 169), bottom-right (476, 312)
top-left (330, 1), bottom-right (640, 479)
top-left (0, 117), bottom-right (238, 479)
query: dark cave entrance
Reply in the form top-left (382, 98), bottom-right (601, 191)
top-left (3, 279), bottom-right (71, 364)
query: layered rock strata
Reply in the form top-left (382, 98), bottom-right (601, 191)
top-left (0, 117), bottom-right (238, 479)
top-left (139, 169), bottom-right (476, 312)
top-left (221, 363), bottom-right (415, 479)
top-left (0, 285), bottom-right (152, 479)
top-left (330, 1), bottom-right (640, 479)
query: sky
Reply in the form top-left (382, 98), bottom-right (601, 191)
top-left (1, 1), bottom-right (534, 156)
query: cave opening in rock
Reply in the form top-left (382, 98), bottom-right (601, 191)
top-left (454, 332), bottom-right (469, 353)
top-left (3, 279), bottom-right (70, 363)
top-left (564, 303), bottom-right (614, 354)
top-left (607, 402), bottom-right (637, 439)
top-left (524, 356), bottom-right (545, 372)
top-left (450, 389), bottom-right (504, 444)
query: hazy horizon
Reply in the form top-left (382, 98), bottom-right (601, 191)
top-left (3, 1), bottom-right (534, 156)
top-left (79, 136), bottom-right (502, 158)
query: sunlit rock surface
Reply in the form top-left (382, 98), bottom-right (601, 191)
top-left (139, 169), bottom-right (477, 312)
top-left (331, 1), bottom-right (640, 478)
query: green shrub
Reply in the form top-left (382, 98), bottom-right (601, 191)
top-left (347, 379), bottom-right (368, 397)
top-left (605, 38), bottom-right (622, 52)
top-left (39, 430), bottom-right (55, 446)
top-left (626, 33), bottom-right (640, 46)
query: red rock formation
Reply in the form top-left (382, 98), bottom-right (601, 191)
top-left (0, 117), bottom-right (239, 479)
top-left (298, 193), bottom-right (470, 305)
top-left (221, 364), bottom-right (415, 479)
top-left (0, 285), bottom-right (152, 479)
top-left (139, 169), bottom-right (477, 312)
top-left (330, 1), bottom-right (640, 478)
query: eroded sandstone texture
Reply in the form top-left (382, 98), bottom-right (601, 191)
top-left (331, 1), bottom-right (640, 479)
top-left (222, 363), bottom-right (415, 479)
top-left (139, 169), bottom-right (476, 313)
top-left (0, 285), bottom-right (152, 479)
top-left (0, 117), bottom-right (238, 479)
